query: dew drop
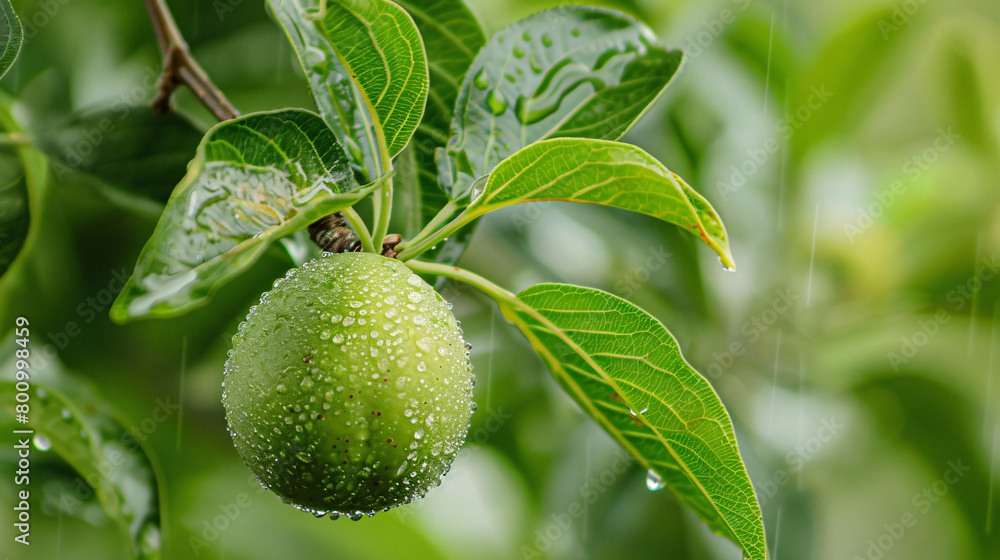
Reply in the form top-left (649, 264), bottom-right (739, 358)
top-left (486, 88), bottom-right (508, 115)
top-left (646, 469), bottom-right (666, 491)
top-left (473, 68), bottom-right (489, 90)
top-left (304, 46), bottom-right (327, 67)
top-left (33, 434), bottom-right (52, 451)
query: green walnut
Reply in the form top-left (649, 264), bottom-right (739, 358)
top-left (223, 252), bottom-right (475, 519)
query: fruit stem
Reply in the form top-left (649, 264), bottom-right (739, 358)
top-left (342, 207), bottom-right (377, 253)
top-left (394, 209), bottom-right (470, 261)
top-left (370, 175), bottom-right (393, 254)
top-left (394, 200), bottom-right (459, 256)
top-left (404, 260), bottom-right (516, 304)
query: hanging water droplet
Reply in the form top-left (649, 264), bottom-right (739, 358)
top-left (512, 46), bottom-right (525, 59)
top-left (718, 257), bottom-right (735, 272)
top-left (541, 33), bottom-right (553, 47)
top-left (33, 434), bottom-right (52, 451)
top-left (646, 469), bottom-right (666, 491)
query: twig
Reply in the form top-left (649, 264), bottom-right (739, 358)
top-left (143, 0), bottom-right (239, 121)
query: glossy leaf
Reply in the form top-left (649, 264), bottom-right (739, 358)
top-left (438, 6), bottom-right (683, 198)
top-left (268, 0), bottom-right (427, 180)
top-left (0, 344), bottom-right (164, 559)
top-left (0, 0), bottom-right (21, 80)
top-left (448, 138), bottom-right (733, 269)
top-left (111, 109), bottom-right (380, 322)
top-left (393, 0), bottom-right (485, 266)
top-left (500, 283), bottom-right (765, 560)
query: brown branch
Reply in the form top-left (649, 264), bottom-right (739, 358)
top-left (144, 0), bottom-right (239, 121)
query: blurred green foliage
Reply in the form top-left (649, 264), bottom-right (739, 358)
top-left (1, 0), bottom-right (999, 559)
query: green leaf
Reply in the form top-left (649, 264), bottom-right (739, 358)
top-left (501, 283), bottom-right (765, 560)
top-left (429, 138), bottom-right (733, 269)
top-left (0, 160), bottom-right (28, 275)
top-left (788, 9), bottom-right (907, 165)
top-left (0, 96), bottom-right (48, 282)
top-left (1, 343), bottom-right (164, 559)
top-left (438, 6), bottom-right (683, 198)
top-left (111, 109), bottom-right (380, 322)
top-left (0, 0), bottom-right (21, 80)
top-left (37, 106), bottom-right (204, 205)
top-left (393, 0), bottom-right (485, 266)
top-left (268, 0), bottom-right (428, 180)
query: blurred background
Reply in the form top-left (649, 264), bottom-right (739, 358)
top-left (2, 0), bottom-right (999, 558)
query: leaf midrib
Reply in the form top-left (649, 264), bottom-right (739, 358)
top-left (510, 288), bottom-right (745, 547)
